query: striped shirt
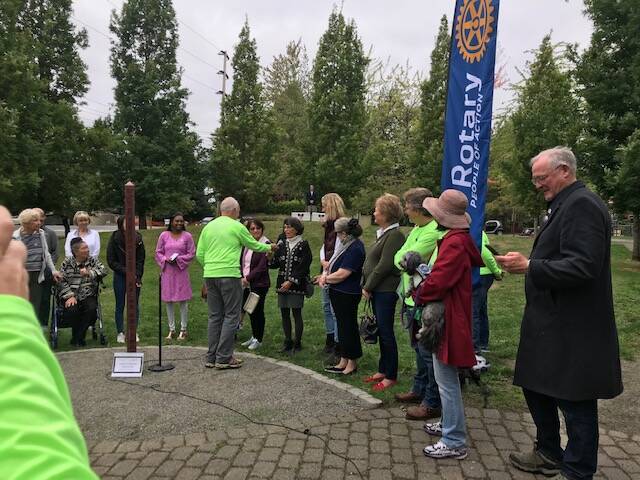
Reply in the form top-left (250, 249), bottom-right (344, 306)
top-left (58, 256), bottom-right (107, 302)
top-left (22, 233), bottom-right (44, 272)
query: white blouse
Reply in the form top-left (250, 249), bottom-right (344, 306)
top-left (64, 228), bottom-right (101, 258)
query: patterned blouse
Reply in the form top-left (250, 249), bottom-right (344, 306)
top-left (58, 256), bottom-right (108, 302)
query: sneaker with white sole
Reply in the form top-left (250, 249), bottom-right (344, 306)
top-left (241, 337), bottom-right (255, 347)
top-left (248, 339), bottom-right (261, 350)
top-left (136, 334), bottom-right (140, 342)
top-left (423, 440), bottom-right (468, 459)
top-left (423, 421), bottom-right (443, 436)
top-left (116, 332), bottom-right (125, 343)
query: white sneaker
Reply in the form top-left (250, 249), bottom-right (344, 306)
top-left (241, 336), bottom-right (255, 347)
top-left (136, 334), bottom-right (140, 342)
top-left (117, 332), bottom-right (125, 343)
top-left (472, 354), bottom-right (490, 372)
top-left (423, 440), bottom-right (468, 459)
top-left (248, 339), bottom-right (261, 350)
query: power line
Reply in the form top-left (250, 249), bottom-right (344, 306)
top-left (178, 18), bottom-right (223, 52)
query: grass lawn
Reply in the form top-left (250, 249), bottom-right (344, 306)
top-left (52, 221), bottom-right (640, 413)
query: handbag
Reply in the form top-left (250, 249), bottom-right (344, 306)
top-left (304, 278), bottom-right (315, 298)
top-left (359, 300), bottom-right (378, 344)
top-left (416, 301), bottom-right (446, 351)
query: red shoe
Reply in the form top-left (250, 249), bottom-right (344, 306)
top-left (363, 374), bottom-right (385, 384)
top-left (372, 380), bottom-right (397, 392)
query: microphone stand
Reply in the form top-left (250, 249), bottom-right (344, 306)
top-left (149, 274), bottom-right (174, 372)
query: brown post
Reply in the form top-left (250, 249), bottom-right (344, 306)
top-left (124, 182), bottom-right (137, 353)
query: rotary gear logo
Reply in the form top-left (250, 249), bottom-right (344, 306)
top-left (455, 0), bottom-right (495, 63)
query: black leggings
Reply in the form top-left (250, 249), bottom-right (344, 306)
top-left (64, 296), bottom-right (97, 344)
top-left (281, 308), bottom-right (303, 343)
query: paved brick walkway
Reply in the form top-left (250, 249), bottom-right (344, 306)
top-left (87, 406), bottom-right (640, 480)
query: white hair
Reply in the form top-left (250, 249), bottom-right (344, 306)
top-left (530, 146), bottom-right (577, 175)
top-left (220, 197), bottom-right (240, 213)
top-left (18, 208), bottom-right (39, 226)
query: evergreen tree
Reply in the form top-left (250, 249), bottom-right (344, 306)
top-left (413, 15), bottom-right (450, 191)
top-left (0, 0), bottom-right (88, 212)
top-left (307, 10), bottom-right (368, 202)
top-left (109, 0), bottom-right (200, 226)
top-left (500, 35), bottom-right (581, 222)
top-left (264, 40), bottom-right (311, 200)
top-left (209, 20), bottom-right (274, 211)
top-left (576, 0), bottom-right (640, 259)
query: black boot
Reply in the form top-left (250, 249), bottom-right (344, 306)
top-left (323, 334), bottom-right (335, 354)
top-left (293, 340), bottom-right (302, 353)
top-left (280, 340), bottom-right (294, 354)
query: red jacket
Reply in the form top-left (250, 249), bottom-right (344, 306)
top-left (414, 230), bottom-right (483, 368)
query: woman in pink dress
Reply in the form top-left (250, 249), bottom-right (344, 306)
top-left (155, 213), bottom-right (195, 340)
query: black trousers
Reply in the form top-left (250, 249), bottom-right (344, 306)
top-left (329, 289), bottom-right (362, 360)
top-left (64, 296), bottom-right (98, 344)
top-left (243, 286), bottom-right (268, 342)
top-left (523, 388), bottom-right (599, 480)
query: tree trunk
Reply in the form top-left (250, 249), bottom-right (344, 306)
top-left (632, 215), bottom-right (640, 262)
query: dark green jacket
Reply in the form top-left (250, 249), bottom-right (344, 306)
top-left (362, 227), bottom-right (405, 293)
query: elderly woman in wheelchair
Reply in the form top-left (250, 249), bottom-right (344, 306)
top-left (58, 237), bottom-right (107, 346)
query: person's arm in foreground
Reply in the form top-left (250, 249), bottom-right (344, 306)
top-left (0, 206), bottom-right (98, 479)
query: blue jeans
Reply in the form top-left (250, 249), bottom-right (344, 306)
top-left (411, 342), bottom-right (441, 409)
top-left (371, 291), bottom-right (398, 380)
top-left (113, 272), bottom-right (140, 333)
top-left (322, 286), bottom-right (338, 341)
top-left (432, 355), bottom-right (467, 448)
top-left (523, 389), bottom-right (598, 480)
top-left (472, 274), bottom-right (494, 351)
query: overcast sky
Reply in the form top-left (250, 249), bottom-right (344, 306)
top-left (72, 0), bottom-right (593, 147)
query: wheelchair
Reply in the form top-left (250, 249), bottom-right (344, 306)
top-left (49, 279), bottom-right (107, 349)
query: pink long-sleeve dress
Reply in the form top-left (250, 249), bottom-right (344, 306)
top-left (155, 231), bottom-right (196, 302)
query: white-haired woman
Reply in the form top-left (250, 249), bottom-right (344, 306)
top-left (13, 208), bottom-right (61, 326)
top-left (64, 211), bottom-right (101, 258)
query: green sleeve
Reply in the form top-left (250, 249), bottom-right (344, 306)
top-left (237, 224), bottom-right (270, 253)
top-left (0, 295), bottom-right (98, 479)
top-left (480, 232), bottom-right (502, 276)
top-left (196, 227), bottom-right (207, 265)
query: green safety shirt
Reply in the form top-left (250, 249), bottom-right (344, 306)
top-left (0, 295), bottom-right (98, 479)
top-left (196, 215), bottom-right (271, 278)
top-left (393, 220), bottom-right (445, 307)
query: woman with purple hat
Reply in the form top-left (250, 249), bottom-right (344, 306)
top-left (413, 189), bottom-right (484, 460)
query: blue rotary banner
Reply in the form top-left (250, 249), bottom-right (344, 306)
top-left (441, 0), bottom-right (500, 253)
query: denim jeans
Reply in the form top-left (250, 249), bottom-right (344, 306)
top-left (322, 286), bottom-right (338, 341)
top-left (411, 342), bottom-right (441, 409)
top-left (371, 291), bottom-right (398, 380)
top-left (432, 355), bottom-right (467, 448)
top-left (113, 272), bottom-right (140, 333)
top-left (472, 274), bottom-right (494, 351)
top-left (523, 388), bottom-right (599, 480)
top-left (206, 277), bottom-right (243, 364)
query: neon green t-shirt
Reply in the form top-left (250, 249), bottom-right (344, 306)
top-left (0, 295), bottom-right (98, 479)
top-left (196, 215), bottom-right (271, 278)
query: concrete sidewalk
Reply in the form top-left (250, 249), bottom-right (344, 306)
top-left (58, 347), bottom-right (640, 479)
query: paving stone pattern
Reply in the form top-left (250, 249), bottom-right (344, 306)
top-left (88, 407), bottom-right (640, 479)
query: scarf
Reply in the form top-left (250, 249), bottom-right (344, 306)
top-left (328, 234), bottom-right (355, 272)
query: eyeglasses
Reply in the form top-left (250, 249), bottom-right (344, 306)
top-left (531, 165), bottom-right (563, 185)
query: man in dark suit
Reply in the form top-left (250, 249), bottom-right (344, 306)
top-left (497, 147), bottom-right (622, 480)
top-left (305, 185), bottom-right (318, 213)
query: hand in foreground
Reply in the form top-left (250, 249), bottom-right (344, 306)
top-left (241, 278), bottom-right (249, 289)
top-left (65, 297), bottom-right (77, 308)
top-left (278, 280), bottom-right (292, 292)
top-left (0, 205), bottom-right (29, 300)
top-left (52, 271), bottom-right (62, 282)
top-left (361, 289), bottom-right (371, 300)
top-left (495, 252), bottom-right (529, 274)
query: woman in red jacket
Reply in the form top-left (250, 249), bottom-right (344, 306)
top-left (414, 189), bottom-right (483, 460)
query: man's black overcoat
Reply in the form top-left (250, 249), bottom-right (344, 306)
top-left (513, 181), bottom-right (623, 401)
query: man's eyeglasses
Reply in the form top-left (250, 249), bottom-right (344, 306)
top-left (531, 165), bottom-right (564, 185)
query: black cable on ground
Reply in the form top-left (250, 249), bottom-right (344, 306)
top-left (104, 357), bottom-right (365, 479)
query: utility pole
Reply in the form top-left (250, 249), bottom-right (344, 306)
top-left (217, 50), bottom-right (229, 114)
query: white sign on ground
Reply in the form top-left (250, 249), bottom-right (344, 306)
top-left (111, 352), bottom-right (145, 378)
